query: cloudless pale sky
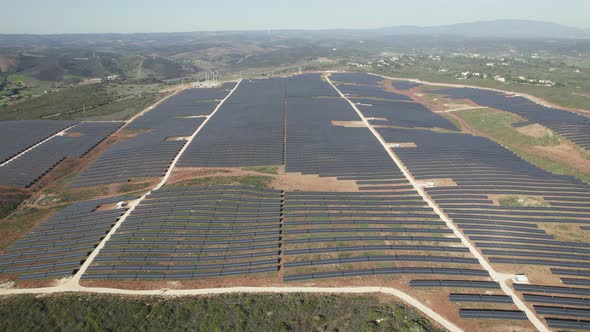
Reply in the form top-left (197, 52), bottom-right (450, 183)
top-left (1, 0), bottom-right (589, 34)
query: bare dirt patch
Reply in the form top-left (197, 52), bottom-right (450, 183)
top-left (271, 172), bottom-right (358, 192)
top-left (516, 124), bottom-right (552, 138)
top-left (168, 167), bottom-right (251, 184)
top-left (61, 132), bottom-right (83, 137)
top-left (112, 128), bottom-right (151, 140)
top-left (0, 280), bottom-right (15, 289)
top-left (412, 89), bottom-right (482, 115)
top-left (386, 142), bottom-right (417, 148)
top-left (331, 120), bottom-right (367, 128)
top-left (531, 142), bottom-right (590, 174)
top-left (80, 274), bottom-right (281, 290)
top-left (497, 264), bottom-right (561, 287)
top-left (165, 136), bottom-right (191, 141)
top-left (489, 194), bottom-right (549, 207)
top-left (539, 223), bottom-right (589, 243)
top-left (170, 167), bottom-right (359, 192)
top-left (417, 178), bottom-right (457, 187)
top-left (95, 201), bottom-right (128, 212)
top-left (443, 103), bottom-right (473, 110)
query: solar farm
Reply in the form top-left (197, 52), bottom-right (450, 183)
top-left (1, 72), bottom-right (589, 331)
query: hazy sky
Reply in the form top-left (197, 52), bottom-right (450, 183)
top-left (1, 0), bottom-right (589, 34)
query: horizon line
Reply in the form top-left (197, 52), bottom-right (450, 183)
top-left (1, 19), bottom-right (588, 36)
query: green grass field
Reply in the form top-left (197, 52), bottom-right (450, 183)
top-left (241, 165), bottom-right (280, 175)
top-left (450, 108), bottom-right (590, 184)
top-left (454, 108), bottom-right (560, 146)
top-left (372, 54), bottom-right (590, 111)
top-left (0, 82), bottom-right (161, 121)
top-left (0, 207), bottom-right (59, 250)
top-left (167, 175), bottom-right (273, 188)
top-left (0, 293), bottom-right (443, 332)
top-left (499, 195), bottom-right (550, 207)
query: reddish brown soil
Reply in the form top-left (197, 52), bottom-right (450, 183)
top-left (170, 166), bottom-right (359, 193)
top-left (516, 124), bottom-right (550, 138)
top-left (417, 178), bottom-right (457, 187)
top-left (331, 120), bottom-right (367, 128)
top-left (80, 274), bottom-right (281, 290)
top-left (271, 171), bottom-right (359, 192)
top-left (61, 132), bottom-right (83, 137)
top-left (532, 142), bottom-right (590, 174)
top-left (385, 142), bottom-right (417, 148)
top-left (0, 208), bottom-right (57, 253)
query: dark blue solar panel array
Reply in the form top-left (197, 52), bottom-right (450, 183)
top-left (83, 186), bottom-right (281, 280)
top-left (0, 120), bottom-right (78, 163)
top-left (70, 85), bottom-right (233, 188)
top-left (410, 279), bottom-right (500, 289)
top-left (524, 293), bottom-right (590, 329)
top-left (282, 191), bottom-right (489, 282)
top-left (546, 318), bottom-right (590, 330)
top-left (449, 293), bottom-right (513, 304)
top-left (0, 196), bottom-right (130, 280)
top-left (434, 87), bottom-right (590, 150)
top-left (283, 73), bottom-right (412, 193)
top-left (376, 125), bottom-right (590, 326)
top-left (535, 305), bottom-right (590, 318)
top-left (351, 98), bottom-right (458, 130)
top-left (177, 79), bottom-right (284, 167)
top-left (0, 122), bottom-right (123, 187)
top-left (459, 309), bottom-right (527, 320)
top-left (332, 74), bottom-right (590, 328)
top-left (391, 81), bottom-right (422, 90)
top-left (287, 73), bottom-right (340, 98)
top-left (329, 72), bottom-right (456, 130)
top-left (380, 131), bottom-right (589, 253)
top-left (331, 72), bottom-right (410, 100)
top-left (286, 95), bottom-right (403, 185)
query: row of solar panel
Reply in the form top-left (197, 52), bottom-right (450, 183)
top-left (459, 309), bottom-right (527, 320)
top-left (435, 87), bottom-right (590, 150)
top-left (0, 196), bottom-right (130, 279)
top-left (178, 78), bottom-right (284, 167)
top-left (0, 122), bottom-right (123, 187)
top-left (70, 84), bottom-right (233, 187)
top-left (86, 186), bottom-right (283, 278)
top-left (81, 266), bottom-right (279, 280)
top-left (284, 267), bottom-right (489, 281)
top-left (0, 120), bottom-right (77, 163)
top-left (285, 245), bottom-right (470, 255)
top-left (284, 255), bottom-right (478, 268)
top-left (449, 293), bottom-right (513, 304)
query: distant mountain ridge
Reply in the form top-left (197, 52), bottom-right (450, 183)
top-left (0, 20), bottom-right (588, 46)
top-left (378, 19), bottom-right (590, 39)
